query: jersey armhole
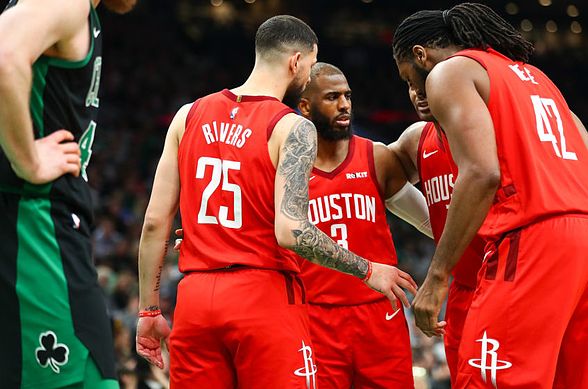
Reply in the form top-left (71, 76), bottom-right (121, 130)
top-left (267, 107), bottom-right (296, 140)
top-left (178, 99), bottom-right (201, 162)
top-left (416, 122), bottom-right (433, 184)
top-left (366, 140), bottom-right (385, 201)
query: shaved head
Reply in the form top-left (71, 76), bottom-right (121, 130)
top-left (303, 62), bottom-right (345, 97)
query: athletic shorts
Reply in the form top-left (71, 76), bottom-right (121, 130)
top-left (169, 268), bottom-right (316, 389)
top-left (307, 298), bottom-right (414, 389)
top-left (444, 281), bottom-right (475, 386)
top-left (0, 193), bottom-right (118, 388)
top-left (455, 215), bottom-right (588, 389)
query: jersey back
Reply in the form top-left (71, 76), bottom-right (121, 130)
top-left (298, 136), bottom-right (397, 305)
top-left (454, 48), bottom-right (588, 239)
top-left (417, 122), bottom-right (484, 288)
top-left (178, 90), bottom-right (299, 272)
top-left (0, 1), bottom-right (102, 222)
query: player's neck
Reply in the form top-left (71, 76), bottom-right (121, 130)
top-left (315, 138), bottom-right (350, 172)
top-left (232, 63), bottom-right (290, 101)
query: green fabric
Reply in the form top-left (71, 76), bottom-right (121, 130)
top-left (16, 198), bottom-right (88, 388)
top-left (24, 57), bottom-right (52, 196)
top-left (62, 357), bottom-right (120, 389)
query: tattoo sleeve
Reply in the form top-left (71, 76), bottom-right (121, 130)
top-left (278, 118), bottom-right (369, 278)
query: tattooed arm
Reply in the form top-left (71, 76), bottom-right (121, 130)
top-left (136, 104), bottom-right (190, 369)
top-left (271, 114), bottom-right (417, 307)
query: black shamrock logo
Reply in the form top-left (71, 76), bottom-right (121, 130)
top-left (35, 331), bottom-right (69, 373)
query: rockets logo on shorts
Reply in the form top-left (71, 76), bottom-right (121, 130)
top-left (293, 340), bottom-right (317, 389)
top-left (468, 331), bottom-right (512, 388)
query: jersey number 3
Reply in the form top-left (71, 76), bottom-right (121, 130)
top-left (196, 157), bottom-right (242, 229)
top-left (531, 95), bottom-right (577, 160)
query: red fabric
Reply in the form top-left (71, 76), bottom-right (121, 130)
top-left (298, 136), bottom-right (398, 305)
top-left (177, 89), bottom-right (299, 272)
top-left (417, 122), bottom-right (484, 288)
top-left (452, 48), bottom-right (588, 240)
top-left (307, 299), bottom-right (413, 389)
top-left (455, 215), bottom-right (588, 388)
top-left (444, 282), bottom-right (475, 387)
top-left (169, 269), bottom-right (317, 389)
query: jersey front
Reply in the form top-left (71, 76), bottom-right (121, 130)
top-left (178, 89), bottom-right (299, 272)
top-left (0, 1), bottom-right (102, 222)
top-left (453, 48), bottom-right (588, 239)
top-left (417, 122), bottom-right (484, 288)
top-left (299, 135), bottom-right (397, 305)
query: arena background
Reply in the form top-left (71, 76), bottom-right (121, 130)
top-left (2, 0), bottom-right (585, 387)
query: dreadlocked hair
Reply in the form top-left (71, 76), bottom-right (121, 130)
top-left (393, 3), bottom-right (534, 63)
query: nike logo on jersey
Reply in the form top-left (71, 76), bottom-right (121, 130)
top-left (93, 28), bottom-right (101, 38)
top-left (385, 308), bottom-right (401, 321)
top-left (309, 176), bottom-right (316, 181)
top-left (422, 149), bottom-right (438, 159)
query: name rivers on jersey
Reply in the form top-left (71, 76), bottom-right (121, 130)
top-left (308, 193), bottom-right (376, 224)
top-left (423, 173), bottom-right (455, 207)
top-left (201, 121), bottom-right (253, 148)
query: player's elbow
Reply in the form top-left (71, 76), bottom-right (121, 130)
top-left (0, 49), bottom-right (25, 81)
top-left (275, 219), bottom-right (299, 249)
top-left (142, 212), bottom-right (168, 235)
top-left (468, 166), bottom-right (501, 194)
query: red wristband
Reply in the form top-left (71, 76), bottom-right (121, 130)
top-left (361, 260), bottom-right (373, 282)
top-left (138, 309), bottom-right (162, 318)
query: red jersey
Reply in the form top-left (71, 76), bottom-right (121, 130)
top-left (417, 122), bottom-right (484, 288)
top-left (454, 49), bottom-right (588, 239)
top-left (177, 89), bottom-right (299, 272)
top-left (299, 136), bottom-right (397, 305)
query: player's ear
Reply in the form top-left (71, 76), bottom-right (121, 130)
top-left (412, 45), bottom-right (427, 66)
top-left (289, 52), bottom-right (302, 75)
top-left (298, 97), bottom-right (311, 118)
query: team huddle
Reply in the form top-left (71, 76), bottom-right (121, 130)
top-left (1, 1), bottom-right (587, 388)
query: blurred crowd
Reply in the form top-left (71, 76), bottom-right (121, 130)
top-left (86, 1), bottom-right (588, 388)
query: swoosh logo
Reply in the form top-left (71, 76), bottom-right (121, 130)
top-left (385, 308), bottom-right (401, 321)
top-left (309, 176), bottom-right (316, 181)
top-left (423, 149), bottom-right (438, 159)
top-left (93, 28), bottom-right (101, 38)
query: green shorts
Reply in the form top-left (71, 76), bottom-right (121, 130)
top-left (0, 193), bottom-right (118, 388)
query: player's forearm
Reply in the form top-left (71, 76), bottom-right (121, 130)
top-left (0, 53), bottom-right (39, 177)
top-left (138, 218), bottom-right (172, 310)
top-left (281, 219), bottom-right (370, 279)
top-left (428, 169), bottom-right (498, 280)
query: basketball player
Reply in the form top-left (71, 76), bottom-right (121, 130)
top-left (136, 16), bottom-right (417, 388)
top-left (296, 62), bottom-right (432, 389)
top-left (393, 3), bottom-right (588, 388)
top-left (389, 86), bottom-right (485, 385)
top-left (0, 0), bottom-right (136, 388)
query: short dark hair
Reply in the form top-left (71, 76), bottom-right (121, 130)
top-left (393, 3), bottom-right (534, 63)
top-left (255, 15), bottom-right (318, 59)
top-left (302, 62), bottom-right (345, 97)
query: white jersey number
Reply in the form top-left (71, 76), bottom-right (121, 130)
top-left (196, 157), bottom-right (242, 229)
top-left (330, 223), bottom-right (349, 249)
top-left (531, 95), bottom-right (577, 160)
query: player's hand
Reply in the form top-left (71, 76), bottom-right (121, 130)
top-left (365, 262), bottom-right (418, 311)
top-left (412, 273), bottom-right (448, 337)
top-left (173, 228), bottom-right (183, 251)
top-left (12, 130), bottom-right (81, 184)
top-left (136, 315), bottom-right (171, 369)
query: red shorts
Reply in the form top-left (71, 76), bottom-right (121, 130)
top-left (307, 298), bottom-right (414, 389)
top-left (169, 268), bottom-right (316, 389)
top-left (455, 215), bottom-right (588, 389)
top-left (444, 281), bottom-right (475, 386)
